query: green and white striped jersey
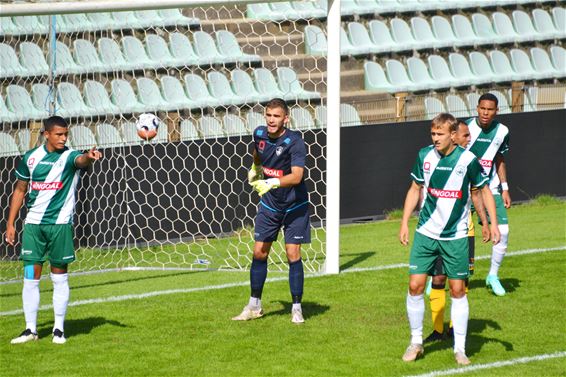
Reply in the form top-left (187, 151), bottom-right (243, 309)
top-left (466, 117), bottom-right (509, 194)
top-left (15, 145), bottom-right (83, 225)
top-left (411, 145), bottom-right (489, 240)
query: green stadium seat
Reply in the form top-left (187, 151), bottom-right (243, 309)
top-left (451, 15), bottom-right (483, 46)
top-left (364, 61), bottom-right (398, 93)
top-left (111, 79), bottom-right (146, 114)
top-left (222, 114), bottom-right (249, 136)
top-left (145, 34), bottom-right (185, 68)
top-left (16, 129), bottom-right (33, 153)
top-left (207, 71), bottom-right (246, 106)
top-left (12, 15), bottom-right (47, 35)
top-left (168, 32), bottom-right (200, 66)
top-left (304, 25), bottom-right (327, 56)
top-left (489, 50), bottom-right (530, 82)
top-left (347, 22), bottom-right (378, 55)
top-left (121, 36), bottom-right (154, 70)
top-left (431, 16), bottom-right (463, 48)
top-left (62, 13), bottom-right (93, 32)
top-left (276, 66), bottom-right (320, 101)
top-left (445, 94), bottom-right (471, 118)
top-left (472, 13), bottom-right (511, 44)
top-left (448, 52), bottom-right (484, 86)
top-left (0, 43), bottom-right (26, 78)
top-left (98, 37), bottom-right (130, 71)
top-left (390, 18), bottom-right (420, 51)
top-left (339, 103), bottom-right (361, 127)
top-left (411, 17), bottom-right (446, 49)
top-left (96, 123), bottom-right (124, 148)
top-left (55, 41), bottom-right (82, 74)
top-left (407, 57), bottom-right (446, 91)
top-left (246, 4), bottom-right (286, 21)
top-left (290, 107), bottom-right (315, 130)
top-left (552, 7), bottom-right (565, 37)
top-left (157, 9), bottom-right (199, 27)
top-left (199, 116), bottom-right (225, 138)
top-left (183, 73), bottom-right (221, 108)
top-left (230, 69), bottom-right (269, 103)
top-left (532, 9), bottom-right (562, 40)
top-left (253, 68), bottom-right (287, 100)
top-left (246, 111), bottom-right (264, 130)
top-left (215, 30), bottom-right (261, 64)
top-left (193, 31), bottom-right (230, 65)
top-left (0, 17), bottom-right (20, 35)
top-left (424, 97), bottom-right (446, 120)
top-left (74, 39), bottom-right (106, 72)
top-left (0, 94), bottom-right (20, 123)
top-left (270, 2), bottom-right (302, 20)
top-left (84, 80), bottom-right (121, 115)
top-left (19, 41), bottom-right (49, 77)
top-left (0, 132), bottom-right (20, 157)
top-left (340, 27), bottom-right (357, 55)
top-left (530, 47), bottom-right (561, 78)
top-left (550, 46), bottom-right (565, 75)
top-left (160, 75), bottom-right (199, 110)
top-left (6, 84), bottom-right (49, 120)
top-left (469, 51), bottom-right (508, 83)
top-left (69, 125), bottom-right (97, 150)
top-left (292, 1), bottom-right (326, 19)
top-left (509, 48), bottom-right (546, 81)
top-left (385, 59), bottom-right (430, 92)
top-left (86, 12), bottom-right (115, 30)
top-left (180, 119), bottom-right (200, 141)
top-left (512, 10), bottom-right (548, 42)
top-left (120, 122), bottom-right (142, 146)
top-left (492, 12), bottom-right (528, 43)
top-left (490, 90), bottom-right (511, 114)
top-left (136, 77), bottom-right (179, 112)
top-left (368, 20), bottom-right (404, 53)
top-left (134, 10), bottom-right (163, 28)
top-left (58, 82), bottom-right (98, 117)
top-left (427, 55), bottom-right (464, 88)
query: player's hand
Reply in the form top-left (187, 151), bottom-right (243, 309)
top-left (490, 225), bottom-right (500, 245)
top-left (250, 178), bottom-right (280, 197)
top-left (399, 224), bottom-right (410, 246)
top-left (481, 224), bottom-right (490, 243)
top-left (87, 147), bottom-right (102, 161)
top-left (502, 190), bottom-right (511, 208)
top-left (4, 226), bottom-right (16, 246)
top-left (247, 163), bottom-right (263, 184)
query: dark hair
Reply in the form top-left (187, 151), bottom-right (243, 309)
top-left (43, 116), bottom-right (68, 132)
top-left (478, 93), bottom-right (498, 107)
top-left (456, 119), bottom-right (468, 130)
top-left (431, 113), bottom-right (458, 132)
top-left (265, 98), bottom-right (288, 115)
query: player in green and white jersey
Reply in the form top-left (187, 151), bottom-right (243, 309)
top-left (399, 113), bottom-right (500, 366)
top-left (466, 93), bottom-right (511, 297)
top-left (5, 116), bottom-right (101, 345)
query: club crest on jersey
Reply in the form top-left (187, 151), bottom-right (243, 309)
top-left (258, 140), bottom-right (266, 153)
top-left (455, 165), bottom-right (466, 177)
top-left (275, 146), bottom-right (284, 156)
top-left (28, 158), bottom-right (35, 167)
top-left (494, 137), bottom-right (502, 146)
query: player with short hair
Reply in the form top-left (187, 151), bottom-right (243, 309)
top-left (424, 121), bottom-right (491, 343)
top-left (399, 113), bottom-right (500, 365)
top-left (466, 93), bottom-right (511, 296)
top-left (5, 116), bottom-right (102, 344)
top-left (232, 98), bottom-right (310, 324)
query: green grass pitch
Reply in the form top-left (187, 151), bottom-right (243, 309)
top-left (0, 198), bottom-right (564, 376)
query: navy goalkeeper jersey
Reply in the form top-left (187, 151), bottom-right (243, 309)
top-left (253, 126), bottom-right (309, 212)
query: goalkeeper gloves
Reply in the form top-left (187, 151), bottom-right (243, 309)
top-left (248, 163), bottom-right (263, 184)
top-left (250, 178), bottom-right (280, 197)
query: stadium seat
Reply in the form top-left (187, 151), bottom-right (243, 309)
top-left (19, 42), bottom-right (49, 77)
top-left (340, 27), bottom-right (357, 55)
top-left (507, 88), bottom-right (535, 113)
top-left (445, 94), bottom-right (471, 118)
top-left (246, 4), bottom-right (287, 22)
top-left (340, 103), bottom-right (361, 127)
top-left (55, 41), bottom-right (82, 74)
top-left (58, 82), bottom-right (98, 117)
top-left (86, 12), bottom-right (115, 30)
top-left (133, 10), bottom-right (164, 28)
top-left (168, 32), bottom-right (200, 66)
top-left (424, 97), bottom-right (446, 120)
top-left (199, 116), bottom-right (225, 138)
top-left (31, 83), bottom-right (59, 116)
top-left (16, 129), bottom-right (34, 153)
top-left (427, 55), bottom-right (463, 88)
top-left (121, 122), bottom-right (142, 146)
top-left (183, 73), bottom-right (222, 108)
top-left (512, 10), bottom-right (548, 42)
top-left (0, 132), bottom-right (20, 157)
top-left (364, 61), bottom-right (398, 93)
top-left (270, 2), bottom-right (302, 20)
top-left (314, 105), bottom-right (326, 128)
top-left (469, 51), bottom-right (508, 83)
top-left (96, 123), bottom-right (124, 148)
top-left (160, 75), bottom-right (199, 110)
top-left (290, 107), bottom-right (315, 130)
top-left (304, 25), bottom-right (327, 56)
top-left (0, 17), bottom-right (20, 36)
top-left (253, 68), bottom-right (287, 100)
top-left (83, 80), bottom-right (121, 115)
top-left (472, 13), bottom-right (507, 44)
top-left (230, 69), bottom-right (269, 103)
top-left (552, 7), bottom-right (565, 37)
top-left (73, 39), bottom-right (106, 73)
top-left (193, 31), bottom-right (230, 65)
top-left (449, 53), bottom-right (484, 86)
top-left (246, 111), bottom-right (264, 130)
top-left (111, 11), bottom-right (145, 29)
top-left (98, 38), bottom-right (130, 71)
top-left (145, 34), bottom-right (185, 68)
top-left (0, 43), bottom-right (26, 78)
top-left (390, 18), bottom-right (420, 51)
top-left (368, 20), bottom-right (403, 53)
top-left (137, 77), bottom-right (179, 112)
top-left (207, 71), bottom-right (246, 106)
top-left (490, 90), bottom-right (511, 114)
top-left (291, 1), bottom-right (326, 19)
top-left (180, 119), bottom-right (200, 141)
top-left (431, 16), bottom-right (462, 47)
top-left (154, 119), bottom-right (168, 144)
top-left (489, 50), bottom-right (530, 82)
top-left (157, 9), bottom-right (199, 27)
top-left (69, 125), bottom-right (97, 150)
top-left (347, 22), bottom-right (378, 55)
top-left (12, 15), bottom-right (47, 35)
top-left (509, 48), bottom-right (547, 81)
top-left (6, 84), bottom-right (49, 120)
top-left (386, 59), bottom-right (429, 92)
top-left (492, 12), bottom-right (527, 43)
top-left (466, 92), bottom-right (481, 114)
top-left (407, 57), bottom-right (446, 91)
top-left (62, 13), bottom-right (93, 33)
top-left (532, 9), bottom-right (562, 40)
top-left (276, 67), bottom-right (320, 101)
top-left (411, 17), bottom-right (445, 49)
top-left (215, 30), bottom-right (261, 64)
top-left (0, 94), bottom-right (20, 123)
top-left (374, 0), bottom-right (400, 14)
top-left (530, 47), bottom-right (561, 78)
top-left (451, 15), bottom-right (483, 45)
top-left (121, 36), bottom-right (154, 70)
top-left (222, 114), bottom-right (249, 136)
top-left (111, 79), bottom-right (146, 114)
top-left (550, 46), bottom-right (565, 76)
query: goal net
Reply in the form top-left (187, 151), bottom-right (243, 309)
top-left (0, 0), bottom-right (333, 281)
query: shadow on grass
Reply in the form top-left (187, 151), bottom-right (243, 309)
top-left (37, 316), bottom-right (129, 339)
top-left (468, 277), bottom-right (521, 294)
top-left (340, 251), bottom-right (376, 271)
top-left (424, 318), bottom-right (514, 357)
top-left (265, 301), bottom-right (330, 321)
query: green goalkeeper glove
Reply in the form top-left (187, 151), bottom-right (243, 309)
top-left (248, 163), bottom-right (263, 184)
top-left (250, 178), bottom-right (280, 197)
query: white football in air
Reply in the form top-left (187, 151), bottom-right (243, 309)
top-left (135, 113), bottom-right (159, 141)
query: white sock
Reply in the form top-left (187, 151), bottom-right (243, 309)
top-left (451, 295), bottom-right (469, 353)
top-left (406, 293), bottom-right (424, 345)
top-left (248, 296), bottom-right (261, 309)
top-left (23, 278), bottom-right (40, 333)
top-left (489, 224), bottom-right (509, 276)
top-left (292, 303), bottom-right (302, 312)
top-left (51, 273), bottom-right (69, 332)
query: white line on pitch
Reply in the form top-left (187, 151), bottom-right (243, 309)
top-left (405, 350), bottom-right (566, 377)
top-left (0, 246), bottom-right (564, 317)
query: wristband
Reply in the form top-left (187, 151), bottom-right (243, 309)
top-left (501, 182), bottom-right (509, 191)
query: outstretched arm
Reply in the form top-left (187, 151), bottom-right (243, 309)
top-left (75, 147), bottom-right (102, 169)
top-left (5, 180), bottom-right (28, 246)
top-left (399, 181), bottom-right (422, 246)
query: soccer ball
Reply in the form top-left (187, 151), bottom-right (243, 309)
top-left (135, 113), bottom-right (159, 141)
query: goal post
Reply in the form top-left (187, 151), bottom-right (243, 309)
top-left (0, 0), bottom-right (342, 280)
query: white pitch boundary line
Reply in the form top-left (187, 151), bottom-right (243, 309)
top-left (0, 246), bottom-right (564, 317)
top-left (405, 351), bottom-right (566, 377)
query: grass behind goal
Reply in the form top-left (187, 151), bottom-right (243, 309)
top-left (0, 200), bottom-right (564, 376)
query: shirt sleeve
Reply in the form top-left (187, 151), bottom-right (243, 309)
top-left (290, 136), bottom-right (306, 168)
top-left (70, 150), bottom-right (84, 169)
top-left (498, 133), bottom-right (509, 155)
top-left (468, 158), bottom-right (489, 188)
top-left (410, 151), bottom-right (424, 184)
top-left (14, 155), bottom-right (30, 181)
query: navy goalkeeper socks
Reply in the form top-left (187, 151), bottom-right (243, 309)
top-left (289, 258), bottom-right (304, 303)
top-left (250, 258), bottom-right (268, 299)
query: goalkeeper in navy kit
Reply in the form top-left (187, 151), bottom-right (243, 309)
top-left (232, 98), bottom-right (310, 324)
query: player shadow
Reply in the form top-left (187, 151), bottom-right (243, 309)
top-left (468, 277), bottom-right (521, 294)
top-left (340, 251), bottom-right (376, 271)
top-left (265, 300), bottom-right (330, 320)
top-left (37, 316), bottom-right (128, 339)
top-left (424, 318), bottom-right (514, 357)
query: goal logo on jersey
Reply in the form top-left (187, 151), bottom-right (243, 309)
top-left (427, 187), bottom-right (462, 199)
top-left (479, 159), bottom-right (493, 168)
top-left (31, 181), bottom-right (63, 191)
